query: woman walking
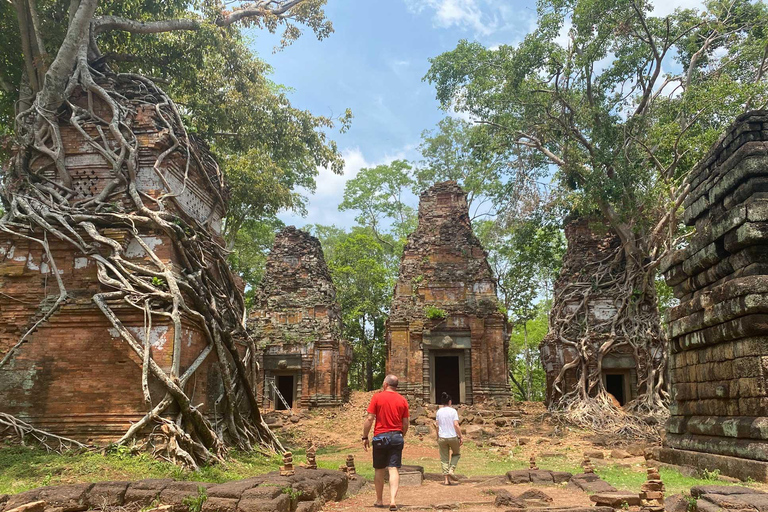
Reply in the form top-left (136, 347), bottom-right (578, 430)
top-left (435, 392), bottom-right (463, 485)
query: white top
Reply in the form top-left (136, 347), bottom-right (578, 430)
top-left (436, 406), bottom-right (460, 438)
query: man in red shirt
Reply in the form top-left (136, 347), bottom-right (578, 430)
top-left (362, 374), bottom-right (410, 511)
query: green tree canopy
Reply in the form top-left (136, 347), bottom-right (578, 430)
top-left (338, 160), bottom-right (417, 247)
top-left (426, 0), bottom-right (768, 267)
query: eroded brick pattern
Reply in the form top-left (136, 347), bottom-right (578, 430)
top-left (247, 227), bottom-right (350, 409)
top-left (386, 181), bottom-right (509, 405)
top-left (0, 84), bottom-right (228, 442)
top-left (660, 111), bottom-right (768, 482)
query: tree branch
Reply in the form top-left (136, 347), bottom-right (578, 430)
top-left (93, 0), bottom-right (310, 36)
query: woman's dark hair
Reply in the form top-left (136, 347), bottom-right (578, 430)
top-left (440, 392), bottom-right (452, 405)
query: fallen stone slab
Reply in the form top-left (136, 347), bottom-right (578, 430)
top-left (295, 500), bottom-right (323, 512)
top-left (345, 476), bottom-right (367, 497)
top-left (124, 479), bottom-right (175, 506)
top-left (236, 494), bottom-right (291, 512)
top-left (85, 481), bottom-right (130, 509)
top-left (529, 470), bottom-right (555, 484)
top-left (38, 484), bottom-right (93, 512)
top-left (206, 478), bottom-right (264, 499)
top-left (506, 470), bottom-right (531, 484)
top-left (386, 465), bottom-right (423, 487)
top-left (700, 492), bottom-right (768, 511)
top-left (589, 492), bottom-right (642, 507)
top-left (2, 501), bottom-right (46, 512)
top-left (201, 497), bottom-right (238, 512)
top-left (432, 503), bottom-right (459, 510)
top-left (664, 494), bottom-right (692, 512)
top-left (160, 482), bottom-right (215, 512)
top-left (690, 484), bottom-right (765, 497)
top-left (567, 473), bottom-right (617, 493)
top-left (493, 489), bottom-right (525, 508)
top-left (3, 490), bottom-right (45, 512)
top-left (518, 489), bottom-right (553, 503)
top-left (610, 449), bottom-right (632, 459)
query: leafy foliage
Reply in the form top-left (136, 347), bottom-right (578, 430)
top-left (425, 306), bottom-right (447, 320)
top-left (339, 160), bottom-right (417, 247)
top-left (313, 225), bottom-right (398, 391)
top-left (425, 0), bottom-right (768, 264)
top-left (508, 304), bottom-right (549, 401)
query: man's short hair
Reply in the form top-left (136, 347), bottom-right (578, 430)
top-left (384, 374), bottom-right (399, 389)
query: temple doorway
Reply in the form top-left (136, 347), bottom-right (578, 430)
top-left (604, 372), bottom-right (628, 406)
top-left (431, 352), bottom-right (464, 404)
top-left (275, 375), bottom-right (295, 410)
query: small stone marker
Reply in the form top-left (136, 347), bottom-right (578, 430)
top-left (345, 454), bottom-right (357, 480)
top-left (529, 456), bottom-right (539, 470)
top-left (280, 451), bottom-right (295, 476)
top-left (640, 466), bottom-right (665, 512)
top-left (581, 455), bottom-right (596, 474)
top-left (306, 444), bottom-right (317, 470)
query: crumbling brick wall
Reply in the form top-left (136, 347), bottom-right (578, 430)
top-left (386, 181), bottom-right (510, 405)
top-left (0, 83), bottom-right (229, 442)
top-left (660, 111), bottom-right (768, 482)
top-left (248, 227), bottom-right (350, 409)
top-left (539, 217), bottom-right (644, 407)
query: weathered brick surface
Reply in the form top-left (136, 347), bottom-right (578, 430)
top-left (0, 82), bottom-right (229, 442)
top-left (386, 181), bottom-right (509, 404)
top-left (661, 111), bottom-right (768, 481)
top-left (247, 227), bottom-right (350, 409)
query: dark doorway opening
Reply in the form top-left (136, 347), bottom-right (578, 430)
top-left (434, 356), bottom-right (460, 404)
top-left (605, 373), bottom-right (626, 406)
top-left (276, 375), bottom-right (294, 410)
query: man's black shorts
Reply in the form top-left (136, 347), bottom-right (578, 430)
top-left (371, 431), bottom-right (404, 469)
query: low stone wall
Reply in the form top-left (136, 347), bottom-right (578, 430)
top-left (0, 469), bottom-right (350, 512)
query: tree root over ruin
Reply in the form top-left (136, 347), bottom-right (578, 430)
top-left (0, 413), bottom-right (89, 453)
top-left (544, 227), bottom-right (669, 440)
top-left (1, 50), bottom-right (282, 463)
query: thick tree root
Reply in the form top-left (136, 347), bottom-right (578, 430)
top-left (2, 52), bottom-right (282, 464)
top-left (545, 231), bottom-right (668, 433)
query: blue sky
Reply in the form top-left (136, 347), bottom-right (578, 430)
top-left (247, 0), bottom-right (701, 230)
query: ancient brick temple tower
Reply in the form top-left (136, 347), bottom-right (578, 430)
top-left (539, 217), bottom-right (649, 407)
top-left (386, 181), bottom-right (510, 405)
top-left (248, 227), bottom-right (350, 410)
top-left (0, 79), bottom-right (229, 441)
top-left (660, 111), bottom-right (768, 482)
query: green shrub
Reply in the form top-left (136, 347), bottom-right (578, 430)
top-left (182, 486), bottom-right (208, 512)
top-left (425, 306), bottom-right (447, 320)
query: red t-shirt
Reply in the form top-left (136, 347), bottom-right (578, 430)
top-left (367, 390), bottom-right (410, 436)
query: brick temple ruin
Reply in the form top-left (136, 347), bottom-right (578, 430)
top-left (540, 217), bottom-right (655, 407)
top-left (386, 181), bottom-right (510, 405)
top-left (660, 111), bottom-right (768, 482)
top-left (0, 80), bottom-right (230, 441)
top-left (247, 227), bottom-right (350, 410)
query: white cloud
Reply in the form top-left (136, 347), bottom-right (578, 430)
top-left (278, 145), bottom-right (419, 229)
top-left (409, 0), bottom-right (497, 35)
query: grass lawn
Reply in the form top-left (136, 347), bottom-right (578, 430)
top-left (0, 441), bottom-right (754, 498)
top-left (0, 444), bottom-right (281, 495)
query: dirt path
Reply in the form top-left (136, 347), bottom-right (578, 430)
top-left (324, 480), bottom-right (593, 511)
